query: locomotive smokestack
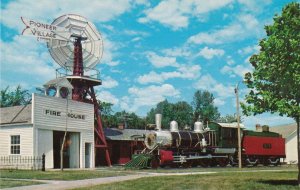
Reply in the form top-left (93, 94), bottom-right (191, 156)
top-left (155, 114), bottom-right (162, 131)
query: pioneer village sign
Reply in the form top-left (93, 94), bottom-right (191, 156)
top-left (21, 17), bottom-right (70, 41)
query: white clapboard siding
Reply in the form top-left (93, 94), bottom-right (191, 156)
top-left (0, 124), bottom-right (33, 156)
top-left (285, 133), bottom-right (297, 164)
top-left (37, 129), bottom-right (53, 168)
top-left (33, 94), bottom-right (94, 132)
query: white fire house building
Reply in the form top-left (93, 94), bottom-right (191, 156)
top-left (0, 78), bottom-right (95, 169)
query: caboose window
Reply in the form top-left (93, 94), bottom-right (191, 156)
top-left (263, 143), bottom-right (272, 149)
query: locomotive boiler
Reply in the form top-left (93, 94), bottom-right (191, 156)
top-left (143, 114), bottom-right (236, 167)
top-left (145, 121), bottom-right (207, 150)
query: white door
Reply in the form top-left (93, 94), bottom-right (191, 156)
top-left (85, 143), bottom-right (91, 168)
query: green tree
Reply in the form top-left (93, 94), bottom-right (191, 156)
top-left (99, 101), bottom-right (114, 116)
top-left (241, 2), bottom-right (300, 185)
top-left (218, 114), bottom-right (239, 123)
top-left (0, 85), bottom-right (30, 107)
top-left (192, 90), bottom-right (220, 123)
top-left (146, 100), bottom-right (193, 130)
top-left (173, 101), bottom-right (193, 128)
top-left (115, 111), bottom-right (146, 129)
top-left (98, 101), bottom-right (117, 128)
top-left (146, 100), bottom-right (173, 129)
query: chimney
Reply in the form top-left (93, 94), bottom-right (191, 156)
top-left (118, 124), bottom-right (124, 130)
top-left (262, 125), bottom-right (269, 132)
top-left (255, 124), bottom-right (262, 132)
top-left (155, 114), bottom-right (162, 131)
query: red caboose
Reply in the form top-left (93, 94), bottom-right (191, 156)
top-left (242, 129), bottom-right (285, 166)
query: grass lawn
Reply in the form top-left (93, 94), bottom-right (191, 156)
top-left (136, 165), bottom-right (297, 173)
top-left (73, 171), bottom-right (298, 190)
top-left (0, 179), bottom-right (43, 189)
top-left (0, 169), bottom-right (136, 181)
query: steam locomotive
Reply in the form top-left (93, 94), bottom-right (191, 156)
top-left (143, 114), bottom-right (285, 168)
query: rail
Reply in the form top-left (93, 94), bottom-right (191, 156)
top-left (56, 66), bottom-right (100, 80)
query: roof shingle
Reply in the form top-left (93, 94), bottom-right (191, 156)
top-left (0, 104), bottom-right (32, 124)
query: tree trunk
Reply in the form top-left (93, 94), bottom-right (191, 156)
top-left (297, 116), bottom-right (300, 186)
top-left (60, 131), bottom-right (67, 171)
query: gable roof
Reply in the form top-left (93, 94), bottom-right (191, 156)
top-left (43, 77), bottom-right (73, 89)
top-left (0, 104), bottom-right (32, 125)
top-left (269, 123), bottom-right (297, 138)
top-left (104, 128), bottom-right (148, 141)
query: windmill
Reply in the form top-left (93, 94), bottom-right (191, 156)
top-left (21, 14), bottom-right (111, 166)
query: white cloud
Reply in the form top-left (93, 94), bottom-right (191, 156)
top-left (243, 114), bottom-right (295, 129)
top-left (177, 65), bottom-right (201, 79)
top-left (1, 0), bottom-right (132, 30)
top-left (146, 52), bottom-right (179, 68)
top-left (162, 47), bottom-right (191, 57)
top-left (138, 0), bottom-right (190, 30)
top-left (197, 46), bottom-right (225, 59)
top-left (101, 76), bottom-right (119, 89)
top-left (138, 0), bottom-right (233, 30)
top-left (96, 90), bottom-right (119, 105)
top-left (238, 14), bottom-right (259, 31)
top-left (193, 74), bottom-right (234, 105)
top-left (188, 24), bottom-right (242, 45)
top-left (131, 37), bottom-right (142, 42)
top-left (238, 45), bottom-right (260, 55)
top-left (226, 56), bottom-right (235, 65)
top-left (101, 35), bottom-right (121, 66)
top-left (214, 98), bottom-right (226, 106)
top-left (123, 30), bottom-right (149, 37)
top-left (0, 36), bottom-right (55, 88)
top-left (137, 71), bottom-right (166, 84)
top-left (221, 65), bottom-right (252, 78)
top-left (120, 84), bottom-right (180, 112)
top-left (238, 0), bottom-right (272, 13)
top-left (187, 14), bottom-right (260, 45)
top-left (137, 65), bottom-right (201, 84)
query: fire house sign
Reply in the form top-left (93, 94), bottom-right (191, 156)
top-left (21, 17), bottom-right (70, 41)
top-left (44, 109), bottom-right (86, 120)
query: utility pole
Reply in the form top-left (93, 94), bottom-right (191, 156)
top-left (235, 82), bottom-right (242, 169)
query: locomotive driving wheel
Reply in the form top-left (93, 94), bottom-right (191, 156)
top-left (181, 160), bottom-right (192, 168)
top-left (199, 158), bottom-right (211, 168)
top-left (217, 157), bottom-right (229, 167)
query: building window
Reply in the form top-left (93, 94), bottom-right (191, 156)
top-left (11, 135), bottom-right (20, 154)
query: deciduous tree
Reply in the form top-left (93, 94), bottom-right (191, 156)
top-left (0, 85), bottom-right (30, 107)
top-left (192, 90), bottom-right (220, 123)
top-left (241, 2), bottom-right (300, 185)
top-left (146, 100), bottom-right (193, 129)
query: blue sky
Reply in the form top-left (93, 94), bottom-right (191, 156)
top-left (0, 0), bottom-right (297, 128)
